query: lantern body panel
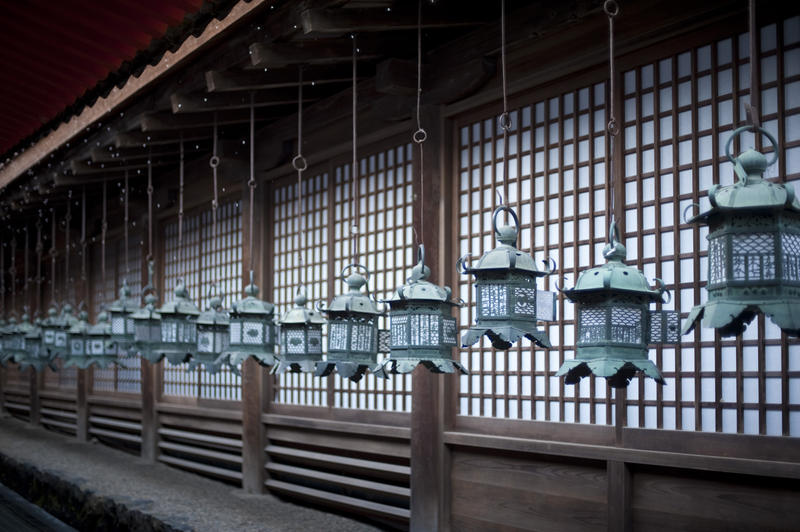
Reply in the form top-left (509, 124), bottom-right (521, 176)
top-left (222, 282), bottom-right (277, 367)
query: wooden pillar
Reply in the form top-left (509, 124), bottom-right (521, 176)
top-left (240, 179), bottom-right (267, 493)
top-left (607, 460), bottom-right (632, 532)
top-left (140, 359), bottom-right (159, 461)
top-left (410, 104), bottom-right (448, 532)
top-left (29, 370), bottom-right (41, 425)
top-left (75, 369), bottom-right (89, 441)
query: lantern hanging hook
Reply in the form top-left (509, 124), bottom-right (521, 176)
top-left (492, 204), bottom-right (520, 244)
top-left (724, 125), bottom-right (779, 185)
top-left (653, 277), bottom-right (671, 304)
top-left (456, 253), bottom-right (474, 275)
top-left (682, 203), bottom-right (701, 224)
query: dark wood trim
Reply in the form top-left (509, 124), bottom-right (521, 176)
top-left (607, 460), bottom-right (632, 532)
top-left (75, 369), bottom-right (88, 442)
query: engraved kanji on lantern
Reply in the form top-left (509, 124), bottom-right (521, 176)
top-left (86, 311), bottom-right (117, 369)
top-left (458, 205), bottom-right (556, 350)
top-left (221, 271), bottom-right (276, 368)
top-left (190, 290), bottom-right (230, 375)
top-left (556, 220), bottom-right (676, 388)
top-left (131, 270), bottom-right (163, 364)
top-left (375, 245), bottom-right (467, 377)
top-left (316, 264), bottom-right (387, 382)
top-left (65, 310), bottom-right (92, 369)
top-left (273, 288), bottom-right (325, 374)
top-left (109, 280), bottom-right (138, 353)
top-left (157, 280), bottom-right (200, 365)
top-left (20, 317), bottom-right (52, 372)
top-left (41, 303), bottom-right (79, 358)
top-left (8, 313), bottom-right (34, 366)
top-left (682, 126), bottom-right (800, 337)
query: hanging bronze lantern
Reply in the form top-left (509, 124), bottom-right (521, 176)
top-left (0, 318), bottom-right (10, 366)
top-left (65, 310), bottom-right (92, 369)
top-left (85, 311), bottom-right (117, 369)
top-left (131, 288), bottom-right (162, 364)
top-left (3, 316), bottom-right (21, 359)
top-left (682, 126), bottom-right (800, 337)
top-left (40, 305), bottom-right (60, 353)
top-left (458, 205), bottom-right (555, 350)
top-left (21, 317), bottom-right (52, 372)
top-left (109, 280), bottom-right (138, 353)
top-left (556, 221), bottom-right (677, 387)
top-left (273, 288), bottom-right (325, 374)
top-left (191, 291), bottom-right (229, 375)
top-left (156, 281), bottom-right (200, 365)
top-left (10, 313), bottom-right (36, 366)
top-left (222, 272), bottom-right (276, 368)
top-left (42, 303), bottom-right (78, 358)
top-left (315, 264), bottom-right (387, 382)
top-left (374, 245), bottom-right (467, 377)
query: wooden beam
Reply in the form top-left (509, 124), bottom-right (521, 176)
top-left (114, 129), bottom-right (213, 148)
top-left (90, 143), bottom-right (198, 163)
top-left (249, 40), bottom-right (381, 68)
top-left (300, 7), bottom-right (484, 36)
top-left (140, 109), bottom-right (280, 131)
top-left (376, 56), bottom-right (496, 104)
top-left (69, 158), bottom-right (173, 176)
top-left (170, 88), bottom-right (316, 114)
top-left (206, 64), bottom-right (354, 93)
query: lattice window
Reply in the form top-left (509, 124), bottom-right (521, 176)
top-left (331, 144), bottom-right (414, 412)
top-left (273, 172), bottom-right (329, 407)
top-left (457, 81), bottom-right (612, 422)
top-left (162, 199), bottom-right (242, 400)
top-left (731, 233), bottom-right (775, 280)
top-left (621, 17), bottom-right (800, 435)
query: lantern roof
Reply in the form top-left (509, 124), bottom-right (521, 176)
top-left (687, 127), bottom-right (800, 224)
top-left (196, 296), bottom-right (230, 326)
top-left (459, 206), bottom-right (550, 277)
top-left (109, 280), bottom-right (139, 314)
top-left (279, 290), bottom-right (326, 325)
top-left (564, 221), bottom-right (666, 302)
top-left (88, 311), bottom-right (111, 336)
top-left (131, 292), bottom-right (161, 321)
top-left (158, 281), bottom-right (201, 317)
top-left (24, 318), bottom-right (42, 340)
top-left (323, 265), bottom-right (383, 316)
top-left (231, 278), bottom-right (275, 317)
top-left (17, 313), bottom-right (36, 337)
top-left (68, 310), bottom-right (90, 335)
top-left (389, 246), bottom-right (456, 304)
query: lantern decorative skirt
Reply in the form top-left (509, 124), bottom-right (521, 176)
top-left (190, 294), bottom-right (230, 375)
top-left (375, 245), bottom-right (467, 377)
top-left (109, 280), bottom-right (139, 353)
top-left (459, 205), bottom-right (553, 350)
top-left (221, 273), bottom-right (276, 368)
top-left (273, 289), bottom-right (326, 374)
top-left (556, 221), bottom-right (676, 388)
top-left (316, 264), bottom-right (386, 382)
top-left (682, 126), bottom-right (800, 337)
top-left (65, 310), bottom-right (92, 369)
top-left (131, 290), bottom-right (163, 364)
top-left (157, 281), bottom-right (200, 365)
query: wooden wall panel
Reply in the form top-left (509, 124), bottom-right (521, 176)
top-left (450, 449), bottom-right (608, 532)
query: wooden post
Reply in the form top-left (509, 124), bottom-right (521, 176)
top-left (410, 104), bottom-right (447, 532)
top-left (240, 179), bottom-right (267, 493)
top-left (29, 369), bottom-right (41, 425)
top-left (140, 359), bottom-right (159, 461)
top-left (75, 369), bottom-right (89, 441)
top-left (607, 460), bottom-right (632, 532)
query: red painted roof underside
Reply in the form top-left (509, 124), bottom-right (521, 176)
top-left (0, 0), bottom-right (204, 156)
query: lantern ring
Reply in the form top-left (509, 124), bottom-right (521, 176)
top-left (340, 263), bottom-right (371, 284)
top-left (724, 125), bottom-right (779, 169)
top-left (413, 128), bottom-right (427, 144)
top-left (456, 253), bottom-right (473, 274)
top-left (209, 155), bottom-right (220, 169)
top-left (603, 0), bottom-right (619, 17)
top-left (492, 205), bottom-right (520, 236)
top-left (682, 203), bottom-right (700, 224)
top-left (499, 113), bottom-right (512, 132)
top-left (607, 118), bottom-right (620, 136)
top-left (292, 155), bottom-right (308, 172)
top-left (455, 297), bottom-right (468, 308)
top-left (417, 244), bottom-right (426, 269)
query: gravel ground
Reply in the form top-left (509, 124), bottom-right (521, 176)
top-left (0, 415), bottom-right (382, 532)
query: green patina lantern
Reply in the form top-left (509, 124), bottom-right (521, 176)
top-left (41, 303), bottom-right (79, 358)
top-left (109, 280), bottom-right (139, 353)
top-left (20, 317), bottom-right (53, 372)
top-left (375, 245), bottom-right (467, 377)
top-left (2, 316), bottom-right (22, 358)
top-left (157, 280), bottom-right (200, 365)
top-left (190, 291), bottom-right (229, 375)
top-left (682, 126), bottom-right (800, 337)
top-left (458, 205), bottom-right (556, 350)
top-left (131, 287), bottom-right (162, 363)
top-left (85, 311), bottom-right (118, 369)
top-left (316, 264), bottom-right (388, 382)
top-left (556, 221), bottom-right (677, 387)
top-left (221, 271), bottom-right (276, 368)
top-left (0, 318), bottom-right (11, 367)
top-left (65, 310), bottom-right (93, 369)
top-left (9, 313), bottom-right (35, 365)
top-left (273, 288), bottom-right (326, 374)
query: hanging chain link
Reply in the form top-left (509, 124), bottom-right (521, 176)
top-left (178, 135), bottom-right (185, 269)
top-left (351, 34), bottom-right (360, 265)
top-left (35, 218), bottom-right (42, 317)
top-left (147, 148), bottom-right (154, 263)
top-left (81, 186), bottom-right (87, 286)
top-left (10, 233), bottom-right (16, 313)
top-left (605, 0), bottom-right (620, 222)
top-left (210, 112), bottom-right (220, 295)
top-left (50, 208), bottom-right (57, 304)
top-left (248, 94), bottom-right (257, 275)
top-left (102, 180), bottom-right (108, 304)
top-left (23, 226), bottom-right (29, 306)
top-left (414, 0), bottom-right (427, 248)
top-left (499, 0), bottom-right (511, 208)
top-left (123, 170), bottom-right (129, 277)
top-left (65, 190), bottom-right (72, 301)
top-left (293, 66), bottom-right (308, 289)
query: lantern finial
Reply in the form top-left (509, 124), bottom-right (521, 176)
top-left (602, 219), bottom-right (627, 263)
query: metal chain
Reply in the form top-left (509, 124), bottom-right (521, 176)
top-left (178, 135), bottom-right (185, 267)
top-left (50, 209), bottom-right (56, 304)
top-left (605, 0), bottom-right (620, 222)
top-left (24, 226), bottom-right (29, 307)
top-left (748, 0), bottom-right (761, 150)
top-left (35, 218), bottom-right (42, 317)
top-left (10, 234), bottom-right (16, 313)
top-left (65, 190), bottom-right (72, 301)
top-left (211, 112), bottom-right (220, 262)
top-left (248, 95), bottom-right (257, 275)
top-left (1, 234), bottom-right (4, 315)
top-left (81, 186), bottom-right (87, 284)
top-left (351, 34), bottom-right (360, 265)
top-left (124, 170), bottom-right (129, 277)
top-left (499, 0), bottom-right (511, 207)
top-left (147, 148), bottom-right (154, 262)
top-left (293, 66), bottom-right (308, 289)
top-left (414, 0), bottom-right (427, 248)
top-left (102, 180), bottom-right (108, 305)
